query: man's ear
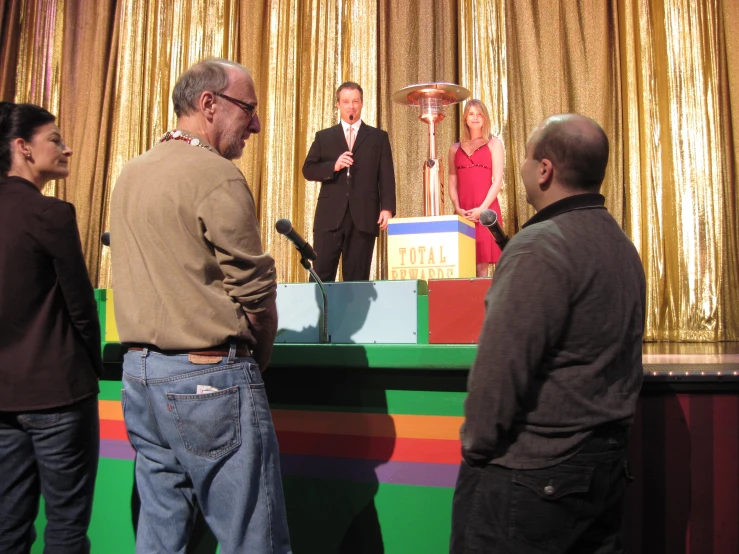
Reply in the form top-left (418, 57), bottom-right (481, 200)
top-left (538, 158), bottom-right (554, 189)
top-left (200, 91), bottom-right (216, 119)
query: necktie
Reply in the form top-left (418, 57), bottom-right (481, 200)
top-left (347, 125), bottom-right (354, 150)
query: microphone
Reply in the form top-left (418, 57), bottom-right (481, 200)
top-left (101, 232), bottom-right (110, 246)
top-left (347, 114), bottom-right (354, 179)
top-left (275, 219), bottom-right (317, 261)
top-left (479, 209), bottom-right (509, 251)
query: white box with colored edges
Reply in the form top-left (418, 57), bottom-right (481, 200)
top-left (387, 215), bottom-right (476, 280)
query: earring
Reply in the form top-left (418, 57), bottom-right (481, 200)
top-left (25, 152), bottom-right (31, 159)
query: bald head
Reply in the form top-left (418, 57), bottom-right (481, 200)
top-left (531, 114), bottom-right (609, 191)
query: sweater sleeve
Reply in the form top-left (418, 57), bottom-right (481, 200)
top-left (196, 178), bottom-right (277, 314)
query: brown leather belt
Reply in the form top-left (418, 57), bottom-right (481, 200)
top-left (127, 343), bottom-right (251, 358)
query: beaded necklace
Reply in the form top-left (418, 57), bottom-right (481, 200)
top-left (158, 130), bottom-right (219, 155)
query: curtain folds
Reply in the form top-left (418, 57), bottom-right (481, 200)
top-left (1, 0), bottom-right (737, 340)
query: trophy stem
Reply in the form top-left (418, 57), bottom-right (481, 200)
top-left (424, 120), bottom-right (443, 217)
top-left (428, 120), bottom-right (437, 160)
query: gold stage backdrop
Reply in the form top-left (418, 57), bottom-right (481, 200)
top-left (1, 0), bottom-right (738, 341)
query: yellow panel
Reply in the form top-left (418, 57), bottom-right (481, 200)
top-left (105, 289), bottom-right (119, 342)
top-left (457, 234), bottom-right (476, 278)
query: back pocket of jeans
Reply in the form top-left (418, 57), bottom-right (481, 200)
top-left (167, 386), bottom-right (241, 459)
top-left (510, 465), bottom-right (594, 548)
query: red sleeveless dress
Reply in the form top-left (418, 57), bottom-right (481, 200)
top-left (455, 144), bottom-right (503, 263)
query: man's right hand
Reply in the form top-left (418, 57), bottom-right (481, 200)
top-left (246, 300), bottom-right (278, 371)
top-left (334, 151), bottom-right (353, 172)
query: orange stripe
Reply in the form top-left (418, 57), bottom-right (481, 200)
top-left (99, 400), bottom-right (123, 420)
top-left (272, 410), bottom-right (462, 440)
top-left (96, 403), bottom-right (464, 440)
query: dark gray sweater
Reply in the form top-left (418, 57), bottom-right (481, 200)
top-left (462, 193), bottom-right (646, 469)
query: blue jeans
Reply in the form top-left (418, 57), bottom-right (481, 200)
top-left (450, 431), bottom-right (631, 554)
top-left (122, 346), bottom-right (291, 554)
top-left (0, 395), bottom-right (100, 554)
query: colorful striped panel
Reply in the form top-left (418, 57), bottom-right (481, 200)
top-left (97, 398), bottom-right (462, 488)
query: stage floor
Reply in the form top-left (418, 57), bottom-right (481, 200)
top-left (642, 342), bottom-right (739, 380)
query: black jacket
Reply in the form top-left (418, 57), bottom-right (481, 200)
top-left (462, 194), bottom-right (646, 468)
top-left (0, 176), bottom-right (101, 411)
top-left (303, 122), bottom-right (396, 236)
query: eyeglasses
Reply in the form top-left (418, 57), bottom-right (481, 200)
top-left (213, 91), bottom-right (257, 117)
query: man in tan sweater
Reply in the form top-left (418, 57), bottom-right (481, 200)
top-left (111, 58), bottom-right (291, 553)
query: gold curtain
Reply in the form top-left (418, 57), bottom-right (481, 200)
top-left (1, 0), bottom-right (738, 340)
top-left (618, 0), bottom-right (738, 340)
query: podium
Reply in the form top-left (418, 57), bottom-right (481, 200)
top-left (387, 215), bottom-right (476, 280)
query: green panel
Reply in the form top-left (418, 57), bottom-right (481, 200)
top-left (94, 288), bottom-right (107, 354)
top-left (270, 344), bottom-right (476, 369)
top-left (375, 483), bottom-right (453, 554)
top-left (89, 341), bottom-right (477, 369)
top-left (87, 458), bottom-right (136, 550)
top-left (416, 294), bottom-right (429, 344)
top-left (387, 389), bottom-right (465, 416)
top-left (272, 389), bottom-right (466, 417)
top-left (100, 379), bottom-right (122, 400)
top-left (282, 476), bottom-right (453, 554)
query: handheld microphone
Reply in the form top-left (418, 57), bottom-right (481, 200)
top-left (347, 114), bottom-right (354, 179)
top-left (275, 219), bottom-right (317, 261)
top-left (479, 209), bottom-right (509, 251)
top-left (101, 232), bottom-right (110, 246)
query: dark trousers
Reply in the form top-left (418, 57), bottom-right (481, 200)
top-left (451, 432), bottom-right (631, 554)
top-left (313, 208), bottom-right (376, 282)
top-left (0, 395), bottom-right (99, 554)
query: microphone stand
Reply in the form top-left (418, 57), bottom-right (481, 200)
top-left (299, 255), bottom-right (329, 344)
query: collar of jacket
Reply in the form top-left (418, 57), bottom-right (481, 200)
top-left (522, 192), bottom-right (606, 229)
top-left (0, 175), bottom-right (40, 193)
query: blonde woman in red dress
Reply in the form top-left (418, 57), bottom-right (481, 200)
top-left (448, 99), bottom-right (505, 277)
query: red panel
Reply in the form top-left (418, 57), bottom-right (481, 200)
top-left (100, 419), bottom-right (129, 441)
top-left (713, 395), bottom-right (739, 554)
top-left (625, 393), bottom-right (739, 554)
top-left (428, 278), bottom-right (492, 344)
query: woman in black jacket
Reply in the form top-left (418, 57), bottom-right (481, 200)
top-left (0, 102), bottom-right (102, 554)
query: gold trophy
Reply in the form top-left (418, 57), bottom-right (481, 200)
top-left (392, 82), bottom-right (470, 216)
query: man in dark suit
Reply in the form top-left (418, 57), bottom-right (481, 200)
top-left (303, 81), bottom-right (396, 282)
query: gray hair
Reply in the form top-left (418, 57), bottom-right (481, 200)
top-left (172, 58), bottom-right (249, 118)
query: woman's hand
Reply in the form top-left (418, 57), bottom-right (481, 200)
top-left (466, 207), bottom-right (483, 222)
